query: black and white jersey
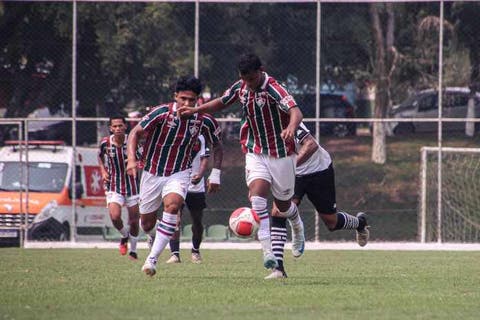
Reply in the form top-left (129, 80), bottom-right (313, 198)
top-left (295, 122), bottom-right (332, 176)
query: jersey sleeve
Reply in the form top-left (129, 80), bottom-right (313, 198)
top-left (220, 80), bottom-right (242, 106)
top-left (198, 135), bottom-right (210, 158)
top-left (139, 105), bottom-right (169, 132)
top-left (296, 122), bottom-right (311, 144)
top-left (267, 79), bottom-right (298, 113)
top-left (201, 114), bottom-right (222, 145)
top-left (98, 137), bottom-right (108, 160)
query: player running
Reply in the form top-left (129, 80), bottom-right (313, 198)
top-left (178, 53), bottom-right (305, 278)
top-left (268, 122), bottom-right (370, 279)
top-left (126, 76), bottom-right (223, 277)
top-left (98, 116), bottom-right (141, 260)
top-left (166, 135), bottom-right (210, 264)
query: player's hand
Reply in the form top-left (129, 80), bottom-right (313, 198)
top-left (101, 172), bottom-right (110, 184)
top-left (177, 106), bottom-right (195, 119)
top-left (281, 126), bottom-right (295, 142)
top-left (207, 181), bottom-right (220, 193)
top-left (126, 160), bottom-right (138, 179)
top-left (191, 174), bottom-right (202, 185)
top-left (270, 203), bottom-right (281, 217)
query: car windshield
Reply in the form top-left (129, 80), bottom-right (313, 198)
top-left (0, 162), bottom-right (68, 192)
top-left (398, 94), bottom-right (421, 108)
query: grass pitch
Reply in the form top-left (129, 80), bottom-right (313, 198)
top-left (1, 248), bottom-right (479, 320)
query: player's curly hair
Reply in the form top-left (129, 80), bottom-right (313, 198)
top-left (175, 76), bottom-right (203, 95)
top-left (238, 53), bottom-right (262, 75)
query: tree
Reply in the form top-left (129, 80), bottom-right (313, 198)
top-left (369, 3), bottom-right (396, 164)
top-left (452, 2), bottom-right (480, 136)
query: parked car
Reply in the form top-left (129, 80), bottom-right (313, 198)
top-left (387, 87), bottom-right (480, 135)
top-left (296, 92), bottom-right (357, 137)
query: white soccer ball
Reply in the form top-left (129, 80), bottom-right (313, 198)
top-left (229, 207), bottom-right (260, 238)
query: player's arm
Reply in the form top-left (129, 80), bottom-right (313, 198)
top-left (296, 134), bottom-right (319, 167)
top-left (97, 143), bottom-right (109, 183)
top-left (281, 106), bottom-right (303, 142)
top-left (178, 97), bottom-right (226, 118)
top-left (126, 124), bottom-right (144, 179)
top-left (97, 154), bottom-right (109, 183)
top-left (207, 139), bottom-right (223, 193)
top-left (191, 155), bottom-right (209, 185)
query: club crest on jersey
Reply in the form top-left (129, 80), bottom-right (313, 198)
top-left (239, 91), bottom-right (247, 105)
top-left (166, 113), bottom-right (176, 128)
top-left (108, 147), bottom-right (116, 158)
top-left (189, 124), bottom-right (199, 135)
top-left (255, 93), bottom-right (266, 108)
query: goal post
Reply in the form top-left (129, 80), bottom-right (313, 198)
top-left (420, 147), bottom-right (480, 243)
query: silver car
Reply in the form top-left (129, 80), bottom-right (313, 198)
top-left (387, 87), bottom-right (480, 135)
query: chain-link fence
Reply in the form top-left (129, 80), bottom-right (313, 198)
top-left (1, 1), bottom-right (479, 246)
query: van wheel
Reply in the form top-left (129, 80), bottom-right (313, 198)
top-left (58, 223), bottom-right (70, 241)
top-left (394, 123), bottom-right (414, 135)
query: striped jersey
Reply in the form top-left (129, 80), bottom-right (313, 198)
top-left (99, 134), bottom-right (140, 196)
top-left (139, 102), bottom-right (221, 177)
top-left (220, 72), bottom-right (297, 158)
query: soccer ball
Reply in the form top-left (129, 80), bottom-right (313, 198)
top-left (229, 207), bottom-right (260, 238)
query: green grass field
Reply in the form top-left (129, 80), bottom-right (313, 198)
top-left (1, 248), bottom-right (479, 320)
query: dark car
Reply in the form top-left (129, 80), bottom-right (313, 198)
top-left (296, 92), bottom-right (356, 137)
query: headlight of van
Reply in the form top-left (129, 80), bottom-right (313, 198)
top-left (34, 200), bottom-right (58, 223)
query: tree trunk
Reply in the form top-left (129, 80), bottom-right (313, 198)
top-left (369, 3), bottom-right (395, 164)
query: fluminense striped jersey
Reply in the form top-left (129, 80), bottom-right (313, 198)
top-left (220, 72), bottom-right (297, 158)
top-left (140, 102), bottom-right (221, 177)
top-left (99, 134), bottom-right (141, 196)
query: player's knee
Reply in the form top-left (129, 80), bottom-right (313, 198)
top-left (164, 202), bottom-right (182, 214)
top-left (321, 215), bottom-right (337, 231)
top-left (250, 196), bottom-right (267, 212)
top-left (140, 214), bottom-right (157, 233)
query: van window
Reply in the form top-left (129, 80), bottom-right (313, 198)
top-left (0, 162), bottom-right (68, 192)
top-left (418, 94), bottom-right (438, 112)
top-left (447, 92), bottom-right (469, 108)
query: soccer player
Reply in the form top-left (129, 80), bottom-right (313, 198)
top-left (178, 53), bottom-right (305, 277)
top-left (268, 122), bottom-right (370, 279)
top-left (98, 116), bottom-right (141, 260)
top-left (166, 135), bottom-right (210, 264)
top-left (126, 76), bottom-right (223, 277)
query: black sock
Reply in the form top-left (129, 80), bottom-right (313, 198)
top-left (169, 239), bottom-right (180, 256)
top-left (333, 212), bottom-right (360, 230)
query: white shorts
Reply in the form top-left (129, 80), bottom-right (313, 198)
top-left (106, 192), bottom-right (140, 208)
top-left (139, 170), bottom-right (191, 214)
top-left (245, 153), bottom-right (296, 201)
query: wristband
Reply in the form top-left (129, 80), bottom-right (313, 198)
top-left (208, 168), bottom-right (221, 185)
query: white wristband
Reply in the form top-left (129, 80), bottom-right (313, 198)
top-left (208, 168), bottom-right (221, 185)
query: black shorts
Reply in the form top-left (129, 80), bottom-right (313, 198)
top-left (294, 164), bottom-right (336, 214)
top-left (185, 192), bottom-right (207, 211)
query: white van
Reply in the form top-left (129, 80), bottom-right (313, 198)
top-left (0, 140), bottom-right (118, 245)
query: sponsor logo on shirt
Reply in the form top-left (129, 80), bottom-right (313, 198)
top-left (280, 95), bottom-right (295, 106)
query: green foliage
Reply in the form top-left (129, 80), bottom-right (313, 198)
top-left (1, 248), bottom-right (479, 320)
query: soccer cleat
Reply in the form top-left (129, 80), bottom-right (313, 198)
top-left (147, 234), bottom-right (155, 250)
top-left (119, 237), bottom-right (129, 255)
top-left (142, 257), bottom-right (157, 277)
top-left (289, 219), bottom-right (305, 258)
top-left (191, 252), bottom-right (202, 264)
top-left (128, 251), bottom-right (138, 260)
top-left (263, 252), bottom-right (278, 269)
top-left (264, 268), bottom-right (288, 280)
top-left (166, 254), bottom-right (181, 264)
top-left (356, 212), bottom-right (370, 247)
